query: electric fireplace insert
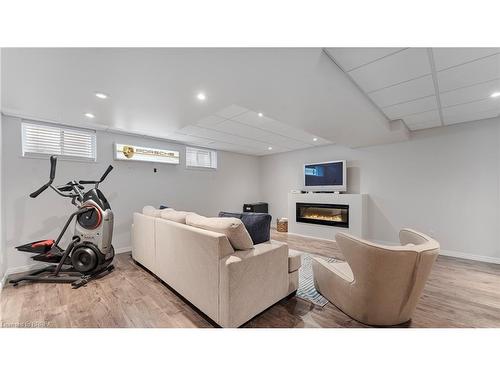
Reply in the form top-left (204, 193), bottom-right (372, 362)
top-left (296, 203), bottom-right (349, 228)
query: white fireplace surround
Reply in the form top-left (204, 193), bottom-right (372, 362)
top-left (288, 192), bottom-right (367, 241)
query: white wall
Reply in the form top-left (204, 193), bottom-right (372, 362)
top-left (0, 50), bottom-right (6, 286)
top-left (260, 117), bottom-right (500, 263)
top-left (2, 115), bottom-right (262, 273)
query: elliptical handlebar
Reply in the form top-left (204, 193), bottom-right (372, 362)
top-left (30, 155), bottom-right (114, 199)
top-left (30, 155), bottom-right (57, 198)
top-left (79, 165), bottom-right (113, 186)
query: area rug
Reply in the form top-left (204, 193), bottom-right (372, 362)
top-left (295, 252), bottom-right (339, 307)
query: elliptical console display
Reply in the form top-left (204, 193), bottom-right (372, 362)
top-left (10, 155), bottom-right (115, 288)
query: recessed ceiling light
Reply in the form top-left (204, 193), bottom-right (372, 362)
top-left (313, 137), bottom-right (318, 142)
top-left (268, 146), bottom-right (273, 150)
top-left (95, 92), bottom-right (108, 99)
top-left (85, 113), bottom-right (95, 119)
top-left (258, 112), bottom-right (263, 117)
top-left (491, 92), bottom-right (500, 98)
top-left (196, 92), bottom-right (206, 101)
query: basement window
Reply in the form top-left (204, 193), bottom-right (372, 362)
top-left (186, 146), bottom-right (217, 169)
top-left (22, 121), bottom-right (97, 161)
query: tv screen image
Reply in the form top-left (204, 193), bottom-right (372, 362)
top-left (304, 160), bottom-right (346, 191)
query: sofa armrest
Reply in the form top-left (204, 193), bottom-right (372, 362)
top-left (132, 213), bottom-right (157, 272)
top-left (219, 240), bottom-right (289, 327)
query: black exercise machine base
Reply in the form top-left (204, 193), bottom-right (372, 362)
top-left (9, 264), bottom-right (115, 289)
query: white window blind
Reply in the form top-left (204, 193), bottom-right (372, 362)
top-left (22, 121), bottom-right (96, 161)
top-left (186, 147), bottom-right (217, 169)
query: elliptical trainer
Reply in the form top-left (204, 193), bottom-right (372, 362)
top-left (10, 155), bottom-right (115, 289)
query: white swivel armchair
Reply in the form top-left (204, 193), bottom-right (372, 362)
top-left (313, 229), bottom-right (439, 326)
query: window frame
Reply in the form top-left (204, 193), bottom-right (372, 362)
top-left (21, 120), bottom-right (97, 163)
top-left (185, 146), bottom-right (218, 170)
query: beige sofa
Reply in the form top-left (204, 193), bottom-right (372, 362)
top-left (313, 229), bottom-right (439, 326)
top-left (132, 210), bottom-right (301, 328)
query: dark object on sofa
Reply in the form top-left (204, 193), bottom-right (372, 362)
top-left (243, 202), bottom-right (268, 213)
top-left (219, 211), bottom-right (272, 245)
top-left (159, 205), bottom-right (170, 209)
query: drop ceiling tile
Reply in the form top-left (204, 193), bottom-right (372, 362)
top-left (432, 48), bottom-right (500, 71)
top-left (348, 48), bottom-right (431, 92)
top-left (231, 115), bottom-right (329, 146)
top-left (168, 133), bottom-right (217, 147)
top-left (205, 120), bottom-right (310, 149)
top-left (178, 125), bottom-right (275, 150)
top-left (407, 119), bottom-right (442, 131)
top-left (437, 54), bottom-right (500, 92)
top-left (439, 79), bottom-right (500, 107)
top-left (402, 109), bottom-right (441, 126)
top-left (231, 111), bottom-right (273, 127)
top-left (443, 108), bottom-right (500, 126)
top-left (441, 98), bottom-right (500, 120)
top-left (369, 75), bottom-right (435, 108)
top-left (206, 141), bottom-right (262, 155)
top-left (325, 48), bottom-right (405, 71)
top-left (196, 115), bottom-right (226, 126)
top-left (382, 95), bottom-right (438, 119)
top-left (215, 104), bottom-right (249, 119)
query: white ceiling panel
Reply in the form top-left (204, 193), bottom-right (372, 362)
top-left (215, 104), bottom-right (248, 119)
top-left (437, 54), bottom-right (500, 92)
top-left (204, 119), bottom-right (310, 149)
top-left (327, 47), bottom-right (500, 132)
top-left (441, 98), bottom-right (500, 120)
top-left (255, 119), bottom-right (330, 145)
top-left (204, 141), bottom-right (265, 155)
top-left (231, 111), bottom-right (273, 127)
top-left (325, 48), bottom-right (405, 71)
top-left (230, 112), bottom-right (328, 145)
top-left (432, 48), bottom-right (500, 71)
top-left (176, 106), bottom-right (330, 155)
top-left (402, 110), bottom-right (441, 126)
top-left (178, 125), bottom-right (277, 150)
top-left (440, 79), bottom-right (500, 107)
top-left (443, 108), bottom-right (500, 126)
top-left (349, 48), bottom-right (431, 92)
top-left (196, 114), bottom-right (226, 126)
top-left (167, 133), bottom-right (218, 147)
top-left (381, 95), bottom-right (438, 119)
top-left (407, 119), bottom-right (442, 131)
top-left (369, 75), bottom-right (436, 108)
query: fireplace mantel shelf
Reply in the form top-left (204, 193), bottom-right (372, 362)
top-left (287, 192), bottom-right (367, 241)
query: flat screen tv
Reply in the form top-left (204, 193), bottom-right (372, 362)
top-left (304, 160), bottom-right (347, 192)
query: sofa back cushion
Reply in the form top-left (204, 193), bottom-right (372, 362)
top-left (160, 209), bottom-right (191, 224)
top-left (142, 205), bottom-right (163, 217)
top-left (219, 212), bottom-right (271, 244)
top-left (186, 214), bottom-right (253, 250)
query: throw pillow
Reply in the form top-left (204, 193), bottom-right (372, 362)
top-left (142, 205), bottom-right (162, 217)
top-left (160, 209), bottom-right (191, 224)
top-left (219, 211), bottom-right (271, 244)
top-left (186, 213), bottom-right (253, 250)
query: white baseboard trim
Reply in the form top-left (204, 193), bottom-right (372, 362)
top-left (115, 246), bottom-right (132, 254)
top-left (439, 250), bottom-right (500, 265)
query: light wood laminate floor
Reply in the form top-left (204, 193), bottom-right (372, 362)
top-left (1, 230), bottom-right (500, 328)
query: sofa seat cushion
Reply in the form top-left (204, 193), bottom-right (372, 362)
top-left (186, 214), bottom-right (253, 250)
top-left (160, 209), bottom-right (191, 224)
top-left (218, 212), bottom-right (271, 245)
top-left (288, 249), bottom-right (302, 273)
